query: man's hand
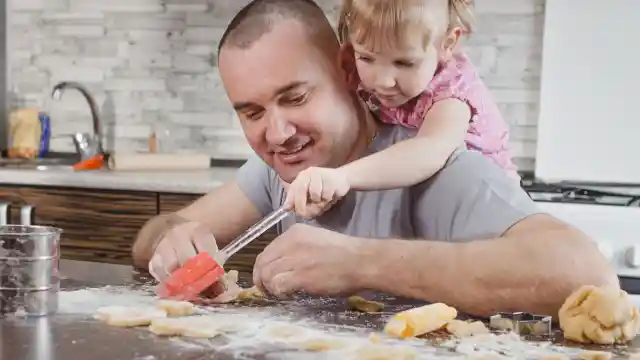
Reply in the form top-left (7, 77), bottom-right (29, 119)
top-left (252, 223), bottom-right (367, 297)
top-left (283, 166), bottom-right (350, 219)
top-left (148, 221), bottom-right (221, 283)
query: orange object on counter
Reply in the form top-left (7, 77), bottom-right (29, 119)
top-left (72, 155), bottom-right (105, 171)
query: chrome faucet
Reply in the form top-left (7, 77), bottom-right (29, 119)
top-left (51, 81), bottom-right (104, 159)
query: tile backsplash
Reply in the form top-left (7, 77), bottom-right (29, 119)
top-left (8, 0), bottom-right (543, 170)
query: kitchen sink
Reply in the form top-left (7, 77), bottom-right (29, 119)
top-left (0, 156), bottom-right (78, 170)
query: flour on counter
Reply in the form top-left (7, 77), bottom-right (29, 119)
top-left (58, 286), bottom-right (158, 314)
top-left (58, 287), bottom-right (586, 359)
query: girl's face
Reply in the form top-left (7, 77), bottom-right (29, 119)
top-left (351, 38), bottom-right (441, 108)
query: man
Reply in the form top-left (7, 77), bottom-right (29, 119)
top-left (132, 0), bottom-right (617, 317)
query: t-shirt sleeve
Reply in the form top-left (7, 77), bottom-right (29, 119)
top-left (411, 149), bottom-right (543, 241)
top-left (235, 155), bottom-right (275, 217)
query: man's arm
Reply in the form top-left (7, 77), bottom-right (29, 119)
top-left (131, 155), bottom-right (277, 269)
top-left (353, 151), bottom-right (618, 318)
top-left (356, 213), bottom-right (618, 318)
top-left (131, 180), bottom-right (263, 269)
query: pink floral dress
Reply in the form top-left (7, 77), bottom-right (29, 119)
top-left (358, 52), bottom-right (520, 181)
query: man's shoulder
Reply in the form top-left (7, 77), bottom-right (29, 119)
top-left (236, 155), bottom-right (283, 216)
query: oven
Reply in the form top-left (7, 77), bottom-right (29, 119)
top-left (525, 182), bottom-right (640, 304)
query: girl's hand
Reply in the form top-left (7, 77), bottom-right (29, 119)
top-left (283, 166), bottom-right (350, 219)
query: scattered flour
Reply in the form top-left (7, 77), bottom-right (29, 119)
top-left (57, 287), bottom-right (588, 360)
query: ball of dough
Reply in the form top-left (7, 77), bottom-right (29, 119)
top-left (558, 285), bottom-right (639, 344)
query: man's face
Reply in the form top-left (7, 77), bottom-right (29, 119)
top-left (218, 20), bottom-right (360, 183)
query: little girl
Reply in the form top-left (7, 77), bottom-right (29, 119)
top-left (284, 0), bottom-right (518, 219)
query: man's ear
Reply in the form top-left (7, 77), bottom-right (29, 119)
top-left (440, 27), bottom-right (463, 62)
top-left (337, 43), bottom-right (360, 90)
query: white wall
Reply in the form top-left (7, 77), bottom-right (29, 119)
top-left (7, 0), bottom-right (544, 170)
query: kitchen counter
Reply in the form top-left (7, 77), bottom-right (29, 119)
top-left (2, 260), bottom-right (639, 360)
top-left (0, 166), bottom-right (239, 194)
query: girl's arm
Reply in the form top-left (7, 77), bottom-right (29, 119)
top-left (339, 98), bottom-right (472, 191)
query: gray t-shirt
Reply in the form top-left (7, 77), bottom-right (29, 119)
top-left (236, 124), bottom-right (543, 241)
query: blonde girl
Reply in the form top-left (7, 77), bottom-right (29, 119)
top-left (285, 0), bottom-right (518, 219)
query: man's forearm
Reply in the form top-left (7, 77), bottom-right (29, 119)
top-left (131, 212), bottom-right (189, 269)
top-left (356, 220), bottom-right (618, 317)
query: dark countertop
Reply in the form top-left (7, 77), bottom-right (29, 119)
top-left (1, 260), bottom-right (638, 360)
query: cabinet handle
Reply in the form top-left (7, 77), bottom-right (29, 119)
top-left (0, 203), bottom-right (8, 226)
top-left (20, 205), bottom-right (35, 226)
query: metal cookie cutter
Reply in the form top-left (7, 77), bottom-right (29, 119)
top-left (489, 312), bottom-right (552, 336)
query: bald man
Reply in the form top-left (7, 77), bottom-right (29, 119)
top-left (132, 0), bottom-right (617, 317)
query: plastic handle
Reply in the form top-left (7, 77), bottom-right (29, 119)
top-left (219, 207), bottom-right (289, 262)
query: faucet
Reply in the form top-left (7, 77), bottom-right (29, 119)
top-left (51, 81), bottom-right (104, 159)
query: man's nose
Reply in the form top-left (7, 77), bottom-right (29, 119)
top-left (265, 111), bottom-right (296, 146)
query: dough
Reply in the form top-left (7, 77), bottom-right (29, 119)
top-left (237, 286), bottom-right (265, 301)
top-left (299, 338), bottom-right (350, 351)
top-left (352, 345), bottom-right (418, 360)
top-left (94, 306), bottom-right (167, 327)
top-left (149, 315), bottom-right (239, 338)
top-left (383, 302), bottom-right (457, 338)
top-left (578, 350), bottom-right (612, 360)
top-left (559, 285), bottom-right (640, 344)
top-left (445, 319), bottom-right (490, 337)
top-left (368, 332), bottom-right (382, 343)
top-left (264, 323), bottom-right (311, 339)
top-left (195, 270), bottom-right (265, 304)
top-left (156, 300), bottom-right (195, 317)
top-left (348, 296), bottom-right (385, 313)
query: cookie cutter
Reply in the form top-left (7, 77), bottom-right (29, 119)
top-left (488, 312), bottom-right (552, 336)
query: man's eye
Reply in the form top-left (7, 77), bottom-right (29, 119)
top-left (245, 110), bottom-right (264, 120)
top-left (287, 93), bottom-right (308, 105)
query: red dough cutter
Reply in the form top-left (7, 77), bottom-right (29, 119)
top-left (156, 207), bottom-right (289, 300)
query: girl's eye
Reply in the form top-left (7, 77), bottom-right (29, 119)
top-left (395, 60), bottom-right (415, 68)
top-left (356, 54), bottom-right (373, 62)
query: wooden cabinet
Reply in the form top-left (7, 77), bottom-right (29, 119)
top-left (0, 185), bottom-right (275, 272)
top-left (158, 193), bottom-right (201, 214)
top-left (0, 185), bottom-right (157, 264)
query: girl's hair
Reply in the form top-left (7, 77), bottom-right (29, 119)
top-left (337, 0), bottom-right (475, 51)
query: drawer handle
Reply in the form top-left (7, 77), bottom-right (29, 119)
top-left (20, 205), bottom-right (35, 226)
top-left (0, 203), bottom-right (8, 226)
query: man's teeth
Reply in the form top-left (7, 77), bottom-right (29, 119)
top-left (282, 145), bottom-right (304, 155)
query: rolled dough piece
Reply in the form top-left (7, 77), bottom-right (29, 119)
top-left (237, 286), bottom-right (265, 301)
top-left (353, 345), bottom-right (418, 360)
top-left (149, 315), bottom-right (237, 338)
top-left (348, 296), bottom-right (385, 313)
top-left (156, 300), bottom-right (195, 317)
top-left (265, 323), bottom-right (310, 339)
top-left (383, 302), bottom-right (457, 338)
top-left (299, 338), bottom-right (350, 351)
top-left (559, 285), bottom-right (640, 344)
top-left (94, 306), bottom-right (167, 327)
top-left (445, 319), bottom-right (490, 337)
top-left (578, 350), bottom-right (612, 360)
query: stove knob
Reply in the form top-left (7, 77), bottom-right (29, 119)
top-left (624, 245), bottom-right (640, 268)
top-left (595, 242), bottom-right (614, 261)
